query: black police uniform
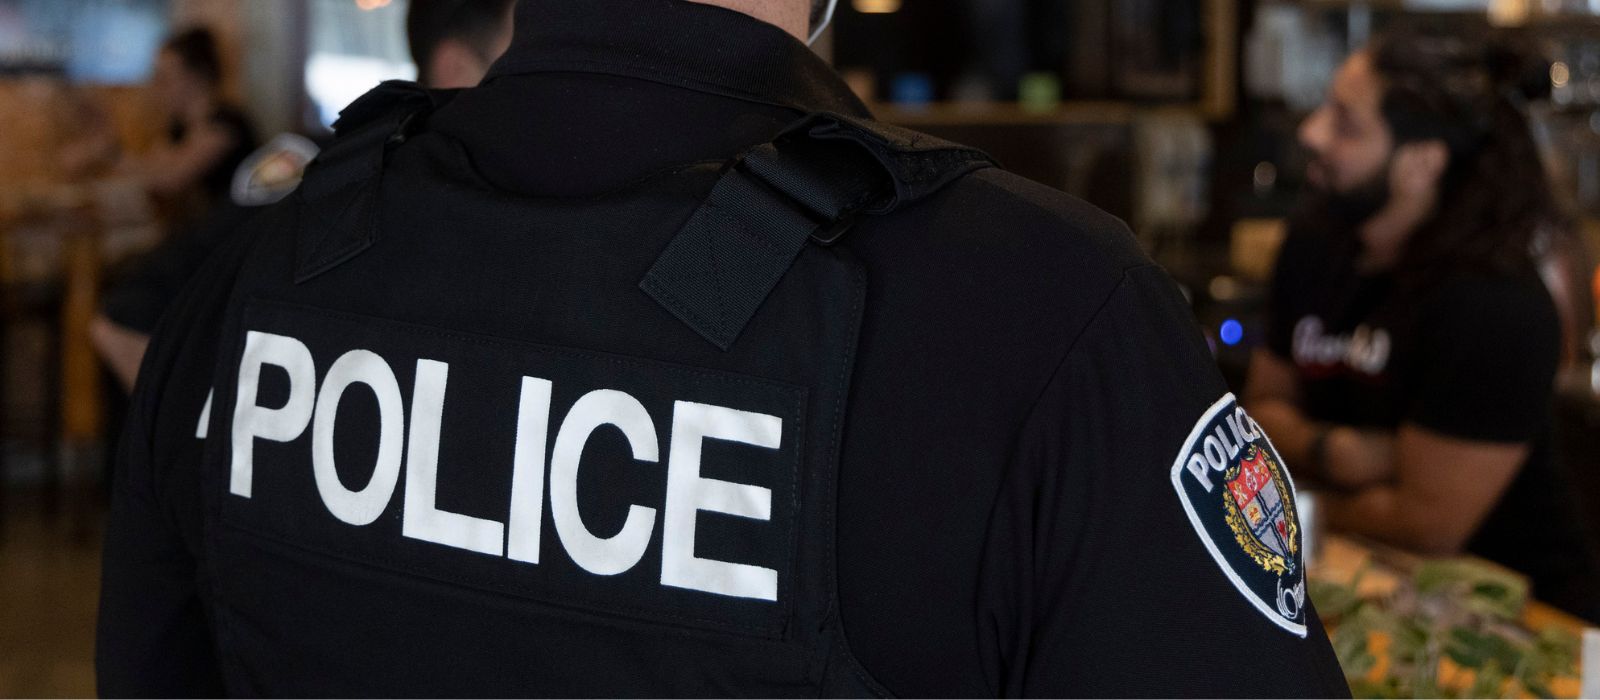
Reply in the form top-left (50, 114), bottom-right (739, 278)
top-left (98, 1), bottom-right (1351, 696)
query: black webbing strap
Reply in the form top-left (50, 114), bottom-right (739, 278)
top-left (294, 81), bottom-right (456, 284)
top-left (641, 111), bottom-right (994, 350)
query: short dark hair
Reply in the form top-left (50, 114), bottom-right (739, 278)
top-left (406, 0), bottom-right (516, 81)
top-left (162, 26), bottom-right (223, 87)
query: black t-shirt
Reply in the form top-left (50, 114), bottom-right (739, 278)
top-left (1267, 225), bottom-right (1600, 622)
top-left (95, 1), bottom-right (1350, 696)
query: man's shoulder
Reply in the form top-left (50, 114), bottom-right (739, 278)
top-left (956, 167), bottom-right (1144, 259)
top-left (840, 157), bottom-right (1177, 389)
top-left (853, 161), bottom-right (1155, 304)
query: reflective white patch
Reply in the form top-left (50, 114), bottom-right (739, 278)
top-left (312, 350), bottom-right (405, 527)
top-left (231, 332), bottom-right (317, 498)
top-left (506, 377), bottom-right (554, 565)
top-left (661, 401), bottom-right (781, 601)
top-left (549, 389), bottom-right (659, 576)
top-left (195, 389), bottom-right (214, 439)
top-left (222, 319), bottom-right (798, 615)
top-left (402, 359), bottom-right (506, 556)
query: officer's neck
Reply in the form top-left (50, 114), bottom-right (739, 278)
top-left (686, 0), bottom-right (808, 41)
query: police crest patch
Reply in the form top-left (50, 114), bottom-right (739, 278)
top-left (1170, 393), bottom-right (1307, 636)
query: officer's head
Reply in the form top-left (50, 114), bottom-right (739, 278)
top-left (1295, 31), bottom-right (1558, 273)
top-left (153, 27), bottom-right (224, 117)
top-left (407, 0), bottom-right (517, 89)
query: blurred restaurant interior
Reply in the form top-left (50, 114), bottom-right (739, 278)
top-left (3, 0), bottom-right (1600, 697)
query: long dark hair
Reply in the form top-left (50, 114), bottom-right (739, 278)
top-left (1368, 30), bottom-right (1562, 282)
top-left (162, 27), bottom-right (224, 88)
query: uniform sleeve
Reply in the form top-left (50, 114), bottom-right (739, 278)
top-left (96, 359), bottom-right (225, 697)
top-left (1405, 277), bottom-right (1559, 443)
top-left (975, 265), bottom-right (1350, 698)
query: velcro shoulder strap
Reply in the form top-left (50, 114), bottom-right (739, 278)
top-left (641, 111), bottom-right (994, 350)
top-left (294, 80), bottom-right (458, 283)
top-left (795, 112), bottom-right (995, 216)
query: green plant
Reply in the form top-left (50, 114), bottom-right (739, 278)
top-left (1309, 561), bottom-right (1580, 699)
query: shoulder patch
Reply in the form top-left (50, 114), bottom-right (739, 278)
top-left (231, 133), bottom-right (320, 207)
top-left (1170, 393), bottom-right (1307, 636)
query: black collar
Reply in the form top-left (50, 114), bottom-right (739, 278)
top-left (484, 0), bottom-right (870, 117)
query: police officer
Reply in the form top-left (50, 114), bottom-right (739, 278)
top-left (97, 0), bottom-right (1350, 696)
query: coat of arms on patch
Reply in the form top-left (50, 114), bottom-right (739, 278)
top-left (1169, 393), bottom-right (1307, 636)
top-left (1223, 446), bottom-right (1298, 576)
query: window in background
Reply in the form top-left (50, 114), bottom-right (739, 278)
top-left (0, 0), bottom-right (170, 83)
top-left (305, 0), bottom-right (413, 129)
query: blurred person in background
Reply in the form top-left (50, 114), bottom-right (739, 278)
top-left (1244, 31), bottom-right (1600, 623)
top-left (88, 2), bottom-right (514, 393)
top-left (61, 27), bottom-right (261, 215)
top-left (84, 26), bottom-right (259, 392)
top-left (139, 27), bottom-right (259, 212)
top-left (58, 27), bottom-right (258, 218)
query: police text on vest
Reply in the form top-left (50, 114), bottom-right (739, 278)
top-left (227, 330), bottom-right (782, 602)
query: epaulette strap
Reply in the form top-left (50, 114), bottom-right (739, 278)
top-left (792, 113), bottom-right (995, 214)
top-left (641, 112), bottom-right (995, 350)
top-left (294, 81), bottom-right (457, 284)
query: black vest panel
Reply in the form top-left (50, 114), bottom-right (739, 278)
top-left (194, 82), bottom-right (990, 697)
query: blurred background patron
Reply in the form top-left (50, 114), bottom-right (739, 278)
top-left (1243, 32), bottom-right (1600, 623)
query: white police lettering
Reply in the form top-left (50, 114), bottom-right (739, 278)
top-left (1292, 316), bottom-right (1391, 375)
top-left (227, 330), bottom-right (785, 601)
top-left (550, 389), bottom-right (659, 576)
top-left (231, 332), bottom-right (315, 497)
top-left (661, 401), bottom-right (781, 601)
top-left (313, 350), bottom-right (405, 526)
top-left (1183, 404), bottom-right (1264, 493)
top-left (506, 377), bottom-right (553, 565)
top-left (403, 359), bottom-right (507, 556)
top-left (196, 389), bottom-right (215, 439)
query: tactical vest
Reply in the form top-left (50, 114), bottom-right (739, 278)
top-left (194, 81), bottom-right (992, 697)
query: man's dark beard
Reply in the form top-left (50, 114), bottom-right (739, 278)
top-left (1320, 164), bottom-right (1392, 229)
top-left (1288, 159), bottom-right (1393, 250)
